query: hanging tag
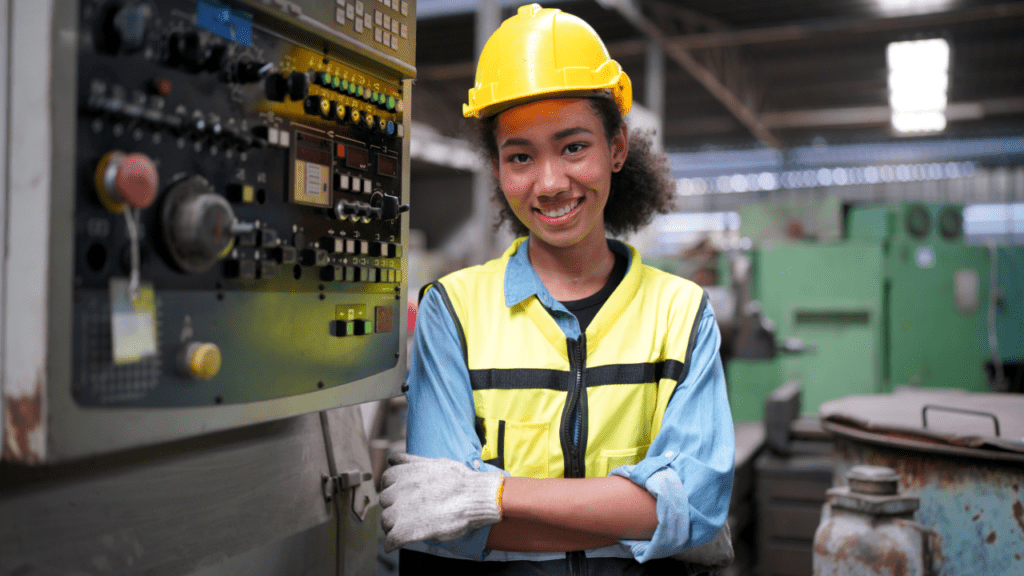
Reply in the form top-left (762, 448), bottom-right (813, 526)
top-left (109, 278), bottom-right (157, 365)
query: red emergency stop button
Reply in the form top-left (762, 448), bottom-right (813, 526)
top-left (95, 151), bottom-right (159, 212)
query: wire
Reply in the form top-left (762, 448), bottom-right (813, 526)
top-left (123, 206), bottom-right (141, 301)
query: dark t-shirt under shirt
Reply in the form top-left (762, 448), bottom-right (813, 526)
top-left (558, 248), bottom-right (628, 332)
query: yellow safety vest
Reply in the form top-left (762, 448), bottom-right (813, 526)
top-left (423, 239), bottom-right (707, 480)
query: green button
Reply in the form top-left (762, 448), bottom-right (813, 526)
top-left (332, 76), bottom-right (341, 90)
top-left (386, 95), bottom-right (396, 110)
top-left (345, 321), bottom-right (355, 336)
top-left (361, 320), bottom-right (374, 334)
top-left (356, 85), bottom-right (364, 98)
top-left (342, 79), bottom-right (349, 91)
top-left (321, 72), bottom-right (332, 85)
top-left (347, 82), bottom-right (357, 95)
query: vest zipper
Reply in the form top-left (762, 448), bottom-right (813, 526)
top-left (563, 336), bottom-right (588, 576)
top-left (563, 335), bottom-right (587, 479)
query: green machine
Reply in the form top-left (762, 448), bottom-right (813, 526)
top-left (728, 202), bottom-right (999, 422)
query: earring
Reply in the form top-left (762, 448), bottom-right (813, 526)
top-left (613, 162), bottom-right (622, 170)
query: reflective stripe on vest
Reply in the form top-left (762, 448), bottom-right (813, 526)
top-left (425, 239), bottom-right (707, 479)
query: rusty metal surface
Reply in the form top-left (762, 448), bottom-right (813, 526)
top-left (820, 389), bottom-right (1024, 458)
top-left (814, 510), bottom-right (938, 576)
top-left (2, 387), bottom-right (44, 464)
top-left (823, 420), bottom-right (1024, 464)
top-left (833, 437), bottom-right (1024, 575)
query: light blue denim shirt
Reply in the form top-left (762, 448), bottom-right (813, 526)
top-left (404, 238), bottom-right (734, 564)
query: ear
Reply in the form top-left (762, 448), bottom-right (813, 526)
top-left (610, 124), bottom-right (628, 172)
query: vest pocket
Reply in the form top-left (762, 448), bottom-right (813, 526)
top-left (598, 444), bottom-right (651, 477)
top-left (477, 417), bottom-right (550, 478)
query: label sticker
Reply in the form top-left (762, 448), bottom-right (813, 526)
top-left (110, 279), bottom-right (157, 365)
top-left (292, 160), bottom-right (331, 207)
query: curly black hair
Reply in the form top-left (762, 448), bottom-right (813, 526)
top-left (470, 97), bottom-right (675, 237)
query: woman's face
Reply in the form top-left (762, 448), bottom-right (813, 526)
top-left (492, 98), bottom-right (627, 252)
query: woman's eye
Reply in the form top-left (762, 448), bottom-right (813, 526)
top-left (507, 153), bottom-right (530, 164)
top-left (564, 143), bottom-right (586, 155)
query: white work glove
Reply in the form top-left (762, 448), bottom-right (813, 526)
top-left (379, 453), bottom-right (504, 553)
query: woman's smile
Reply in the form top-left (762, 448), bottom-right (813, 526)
top-left (493, 99), bottom-right (626, 252)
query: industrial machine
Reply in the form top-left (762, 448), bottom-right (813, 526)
top-left (1, 1), bottom-right (415, 573)
top-left (3, 0), bottom-right (414, 463)
top-left (726, 201), bottom-right (1021, 422)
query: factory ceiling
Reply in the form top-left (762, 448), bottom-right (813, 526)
top-left (412, 0), bottom-right (1024, 154)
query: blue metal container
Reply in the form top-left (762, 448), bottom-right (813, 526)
top-left (820, 391), bottom-right (1024, 576)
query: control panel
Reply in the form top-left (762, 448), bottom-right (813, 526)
top-left (69, 0), bottom-right (414, 412)
top-left (0, 0), bottom-right (416, 463)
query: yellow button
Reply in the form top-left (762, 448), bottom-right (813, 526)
top-left (189, 343), bottom-right (222, 380)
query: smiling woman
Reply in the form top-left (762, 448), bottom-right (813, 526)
top-left (380, 4), bottom-right (736, 575)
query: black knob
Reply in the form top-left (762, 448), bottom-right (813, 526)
top-left (110, 1), bottom-right (155, 53)
top-left (232, 60), bottom-right (273, 84)
top-left (287, 71), bottom-right (309, 101)
top-left (170, 32), bottom-right (210, 70)
top-left (378, 193), bottom-right (408, 221)
top-left (205, 44), bottom-right (228, 72)
top-left (264, 73), bottom-right (288, 101)
top-left (304, 95), bottom-right (324, 116)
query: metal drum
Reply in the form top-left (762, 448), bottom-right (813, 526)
top-left (814, 465), bottom-right (941, 576)
top-left (819, 390), bottom-right (1024, 576)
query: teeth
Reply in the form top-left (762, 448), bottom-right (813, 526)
top-left (542, 199), bottom-right (579, 218)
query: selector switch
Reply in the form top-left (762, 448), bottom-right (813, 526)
top-left (288, 71), bottom-right (309, 101)
top-left (320, 236), bottom-right (344, 253)
top-left (270, 246), bottom-right (298, 264)
top-left (320, 265), bottom-right (344, 282)
top-left (300, 248), bottom-right (329, 266)
top-left (264, 73), bottom-right (288, 102)
top-left (304, 95), bottom-right (324, 116)
top-left (230, 60), bottom-right (273, 84)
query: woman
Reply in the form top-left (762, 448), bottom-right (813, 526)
top-left (380, 5), bottom-right (734, 574)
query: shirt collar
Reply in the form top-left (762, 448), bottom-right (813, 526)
top-left (503, 237), bottom-right (633, 308)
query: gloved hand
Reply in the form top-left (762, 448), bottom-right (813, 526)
top-left (379, 453), bottom-right (504, 553)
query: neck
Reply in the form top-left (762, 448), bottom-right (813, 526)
top-left (528, 230), bottom-right (615, 301)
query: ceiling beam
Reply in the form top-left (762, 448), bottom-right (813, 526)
top-left (665, 2), bottom-right (1024, 50)
top-left (761, 98), bottom-right (1024, 129)
top-left (598, 0), bottom-right (781, 149)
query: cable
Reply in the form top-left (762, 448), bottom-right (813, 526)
top-left (123, 206), bottom-right (141, 300)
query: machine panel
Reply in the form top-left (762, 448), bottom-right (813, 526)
top-left (2, 0), bottom-right (415, 462)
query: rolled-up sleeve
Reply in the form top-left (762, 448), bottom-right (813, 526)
top-left (611, 304), bottom-right (735, 563)
top-left (404, 287), bottom-right (503, 560)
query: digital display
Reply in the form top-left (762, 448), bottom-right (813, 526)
top-left (376, 153), bottom-right (398, 177)
top-left (346, 146), bottom-right (369, 171)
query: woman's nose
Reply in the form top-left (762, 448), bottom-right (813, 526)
top-left (536, 158), bottom-right (569, 195)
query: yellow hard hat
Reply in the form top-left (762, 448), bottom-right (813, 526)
top-left (463, 3), bottom-right (632, 118)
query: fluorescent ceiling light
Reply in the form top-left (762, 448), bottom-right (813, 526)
top-left (888, 38), bottom-right (950, 134)
top-left (875, 0), bottom-right (953, 17)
